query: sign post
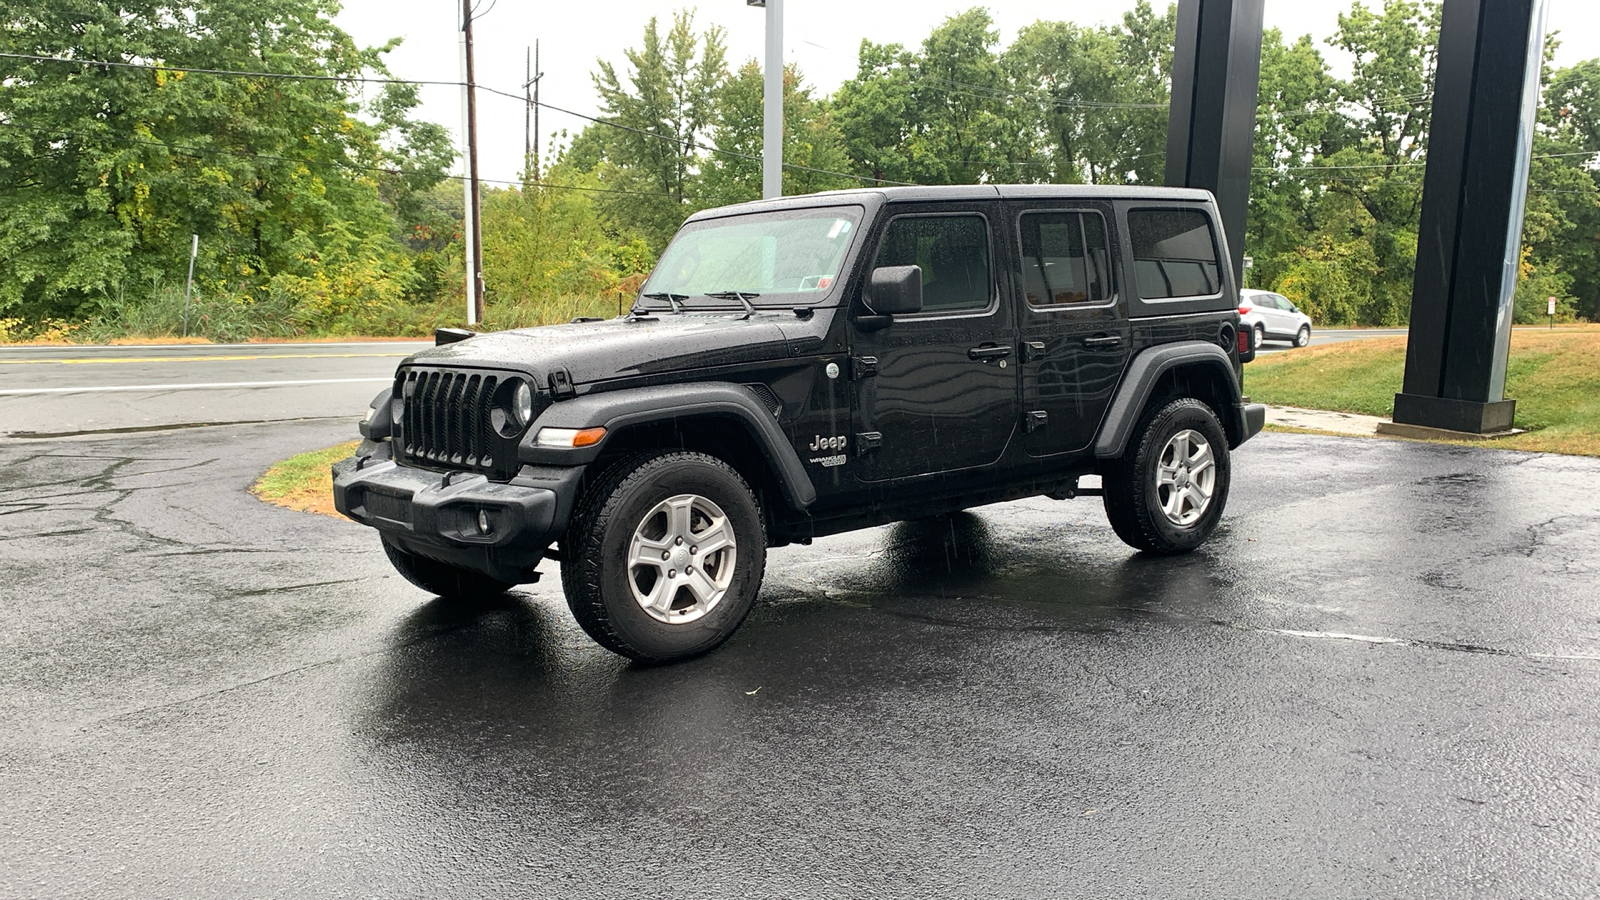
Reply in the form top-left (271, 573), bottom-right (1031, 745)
top-left (1548, 295), bottom-right (1557, 329)
top-left (182, 234), bottom-right (198, 338)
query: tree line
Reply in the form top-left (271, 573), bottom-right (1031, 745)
top-left (3, 0), bottom-right (1596, 341)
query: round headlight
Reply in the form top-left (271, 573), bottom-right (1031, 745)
top-left (390, 396), bottom-right (404, 425)
top-left (514, 380), bottom-right (534, 427)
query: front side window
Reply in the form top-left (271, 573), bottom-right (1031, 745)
top-left (643, 208), bottom-right (863, 305)
top-left (1129, 209), bottom-right (1222, 300)
top-left (1019, 211), bottom-right (1112, 307)
top-left (872, 214), bottom-right (992, 313)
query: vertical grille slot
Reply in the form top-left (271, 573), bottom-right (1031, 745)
top-left (395, 366), bottom-right (510, 475)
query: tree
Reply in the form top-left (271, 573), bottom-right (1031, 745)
top-left (1002, 2), bottom-right (1176, 187)
top-left (590, 10), bottom-right (727, 251)
top-left (0, 0), bottom-right (449, 327)
top-left (1245, 29), bottom-right (1344, 300)
top-left (832, 40), bottom-right (920, 186)
top-left (1529, 58), bottom-right (1600, 320)
top-left (700, 61), bottom-right (855, 207)
top-left (1313, 0), bottom-right (1441, 325)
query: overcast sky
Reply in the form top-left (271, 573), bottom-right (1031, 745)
top-left (332, 0), bottom-right (1600, 185)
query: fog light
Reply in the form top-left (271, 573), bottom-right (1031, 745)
top-left (477, 510), bottom-right (492, 535)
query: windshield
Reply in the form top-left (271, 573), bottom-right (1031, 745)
top-left (641, 207), bottom-right (863, 306)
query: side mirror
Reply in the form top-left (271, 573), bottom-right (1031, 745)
top-left (867, 265), bottom-right (923, 315)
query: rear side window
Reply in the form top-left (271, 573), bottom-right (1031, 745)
top-left (1019, 211), bottom-right (1112, 306)
top-left (872, 215), bottom-right (992, 313)
top-left (1129, 209), bottom-right (1222, 300)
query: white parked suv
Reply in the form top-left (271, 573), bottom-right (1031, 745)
top-left (1239, 289), bottom-right (1312, 349)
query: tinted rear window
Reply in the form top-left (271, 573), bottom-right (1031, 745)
top-left (1129, 209), bottom-right (1221, 300)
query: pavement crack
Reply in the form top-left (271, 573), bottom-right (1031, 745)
top-left (81, 612), bottom-right (521, 729)
top-left (231, 578), bottom-right (364, 597)
top-left (1250, 626), bottom-right (1600, 664)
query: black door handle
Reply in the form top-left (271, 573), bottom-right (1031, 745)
top-left (1082, 334), bottom-right (1123, 350)
top-left (968, 345), bottom-right (1013, 362)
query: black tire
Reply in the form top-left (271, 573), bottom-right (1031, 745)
top-left (381, 536), bottom-right (515, 598)
top-left (1251, 323), bottom-right (1265, 351)
top-left (1294, 324), bottom-right (1311, 348)
top-left (1102, 398), bottom-right (1232, 555)
top-left (561, 451), bottom-right (766, 663)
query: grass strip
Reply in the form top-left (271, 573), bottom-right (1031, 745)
top-left (251, 440), bottom-right (359, 518)
top-left (1245, 327), bottom-right (1600, 457)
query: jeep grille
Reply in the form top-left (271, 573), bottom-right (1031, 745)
top-left (396, 368), bottom-right (502, 474)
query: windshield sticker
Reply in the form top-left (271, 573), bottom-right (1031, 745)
top-left (828, 219), bottom-right (851, 239)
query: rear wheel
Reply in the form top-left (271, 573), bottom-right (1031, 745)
top-left (1102, 398), bottom-right (1232, 555)
top-left (1251, 323), bottom-right (1265, 351)
top-left (381, 536), bottom-right (514, 598)
top-left (561, 451), bottom-right (766, 663)
top-left (1294, 324), bottom-right (1311, 348)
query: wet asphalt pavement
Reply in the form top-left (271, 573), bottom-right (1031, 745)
top-left (3, 419), bottom-right (1600, 897)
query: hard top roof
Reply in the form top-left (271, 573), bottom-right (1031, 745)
top-left (686, 183), bottom-right (1217, 222)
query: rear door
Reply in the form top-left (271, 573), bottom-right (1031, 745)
top-left (1014, 204), bottom-right (1130, 457)
top-left (850, 204), bottom-right (1018, 482)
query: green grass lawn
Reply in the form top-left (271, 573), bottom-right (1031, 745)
top-left (1245, 327), bottom-right (1600, 457)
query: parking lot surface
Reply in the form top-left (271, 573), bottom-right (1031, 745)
top-left (2, 417), bottom-right (1597, 898)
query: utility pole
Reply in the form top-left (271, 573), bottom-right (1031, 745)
top-left (459, 0), bottom-right (485, 325)
top-left (747, 0), bottom-right (783, 199)
top-left (524, 41), bottom-right (544, 181)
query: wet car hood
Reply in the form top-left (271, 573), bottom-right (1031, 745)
top-left (404, 314), bottom-right (816, 385)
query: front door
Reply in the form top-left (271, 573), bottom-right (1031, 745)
top-left (851, 206), bottom-right (1018, 482)
top-left (1015, 206), bottom-right (1131, 457)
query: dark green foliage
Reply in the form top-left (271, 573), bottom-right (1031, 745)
top-left (5, 0), bottom-right (1596, 340)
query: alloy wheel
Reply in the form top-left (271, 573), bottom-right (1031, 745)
top-left (1155, 429), bottom-right (1216, 527)
top-left (626, 493), bottom-right (737, 624)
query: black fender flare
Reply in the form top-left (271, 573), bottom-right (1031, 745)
top-left (1094, 341), bottom-right (1254, 459)
top-left (519, 383), bottom-right (817, 510)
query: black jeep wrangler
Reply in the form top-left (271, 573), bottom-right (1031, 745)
top-left (333, 185), bottom-right (1265, 662)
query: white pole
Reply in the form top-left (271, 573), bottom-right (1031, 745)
top-left (458, 10), bottom-right (479, 325)
top-left (182, 234), bottom-right (198, 338)
top-left (762, 0), bottom-right (783, 199)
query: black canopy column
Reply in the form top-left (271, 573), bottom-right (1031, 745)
top-left (1394, 0), bottom-right (1550, 434)
top-left (1164, 0), bottom-right (1265, 287)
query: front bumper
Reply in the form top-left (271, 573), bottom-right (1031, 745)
top-left (332, 453), bottom-right (580, 584)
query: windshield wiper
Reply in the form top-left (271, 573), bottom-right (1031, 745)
top-left (704, 291), bottom-right (760, 320)
top-left (641, 292), bottom-right (688, 314)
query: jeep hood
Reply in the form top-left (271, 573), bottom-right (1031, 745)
top-left (404, 315), bottom-right (804, 385)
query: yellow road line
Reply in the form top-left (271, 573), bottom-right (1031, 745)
top-left (0, 352), bottom-right (410, 366)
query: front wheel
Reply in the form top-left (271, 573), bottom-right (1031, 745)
top-left (1294, 324), bottom-right (1311, 348)
top-left (1102, 398), bottom-right (1232, 555)
top-left (561, 451), bottom-right (766, 663)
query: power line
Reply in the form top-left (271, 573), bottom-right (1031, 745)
top-left (0, 51), bottom-right (449, 88)
top-left (0, 121), bottom-right (679, 198)
top-left (2, 50), bottom-right (918, 188)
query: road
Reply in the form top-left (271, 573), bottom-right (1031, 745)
top-left (0, 329), bottom-right (1399, 437)
top-left (0, 341), bottom-right (429, 436)
top-left (1255, 326), bottom-right (1410, 355)
top-left (3, 333), bottom-right (1598, 898)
